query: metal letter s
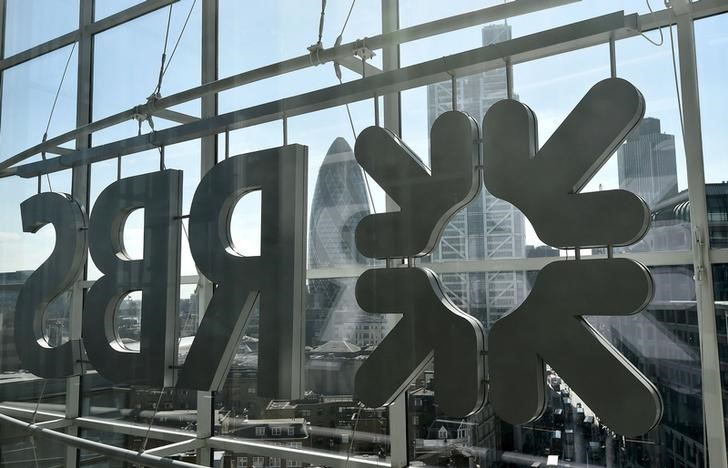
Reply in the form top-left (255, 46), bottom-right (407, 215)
top-left (15, 192), bottom-right (87, 378)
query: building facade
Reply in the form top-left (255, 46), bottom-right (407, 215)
top-left (617, 117), bottom-right (679, 209)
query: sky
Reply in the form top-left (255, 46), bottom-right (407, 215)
top-left (0, 0), bottom-right (726, 275)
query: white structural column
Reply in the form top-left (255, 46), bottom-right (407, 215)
top-left (66, 1), bottom-right (93, 466)
top-left (197, 0), bottom-right (218, 465)
top-left (673, 2), bottom-right (728, 466)
top-left (381, 1), bottom-right (408, 467)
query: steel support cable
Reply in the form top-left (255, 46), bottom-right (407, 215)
top-left (146, 0), bottom-right (197, 211)
top-left (149, 0), bottom-right (196, 133)
top-left (160, 0), bottom-right (198, 80)
top-left (339, 0), bottom-right (357, 39)
top-left (0, 412), bottom-right (206, 468)
top-left (308, 0), bottom-right (327, 65)
top-left (43, 43), bottom-right (77, 142)
top-left (139, 388), bottom-right (170, 460)
top-left (154, 3), bottom-right (174, 96)
top-left (668, 25), bottom-right (685, 135)
top-left (318, 0), bottom-right (327, 47)
top-left (331, 0), bottom-right (376, 214)
top-left (29, 380), bottom-right (48, 468)
top-left (635, 0), bottom-right (686, 154)
top-left (134, 8), bottom-right (176, 438)
top-left (344, 403), bottom-right (365, 468)
top-left (39, 41), bottom-right (77, 192)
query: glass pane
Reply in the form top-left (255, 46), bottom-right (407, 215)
top-left (92, 0), bottom-right (200, 125)
top-left (218, 0), bottom-right (382, 116)
top-left (219, 0), bottom-right (381, 74)
top-left (94, 0), bottom-right (144, 21)
top-left (4, 0), bottom-right (78, 56)
top-left (399, 1), bottom-right (660, 67)
top-left (1, 44), bottom-right (78, 163)
top-left (696, 14), bottom-right (728, 249)
top-left (1, 430), bottom-right (67, 466)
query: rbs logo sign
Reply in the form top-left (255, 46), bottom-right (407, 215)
top-left (13, 78), bottom-right (662, 437)
top-left (17, 149), bottom-right (308, 400)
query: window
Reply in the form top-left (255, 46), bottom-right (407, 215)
top-left (0, 2), bottom-right (727, 467)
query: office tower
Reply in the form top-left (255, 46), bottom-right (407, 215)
top-left (306, 138), bottom-right (383, 347)
top-left (618, 117), bottom-right (678, 209)
top-left (426, 24), bottom-right (527, 328)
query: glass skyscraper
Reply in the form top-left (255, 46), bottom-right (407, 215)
top-left (425, 24), bottom-right (527, 328)
top-left (618, 117), bottom-right (678, 209)
top-left (306, 137), bottom-right (383, 347)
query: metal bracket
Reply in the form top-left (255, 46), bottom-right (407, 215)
top-left (353, 38), bottom-right (376, 61)
top-left (693, 227), bottom-right (706, 282)
top-left (307, 42), bottom-right (324, 65)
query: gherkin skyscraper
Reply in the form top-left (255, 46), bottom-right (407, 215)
top-left (306, 138), bottom-right (383, 347)
top-left (308, 137), bottom-right (372, 269)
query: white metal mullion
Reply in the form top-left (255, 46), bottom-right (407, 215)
top-left (197, 0), bottom-right (218, 465)
top-left (65, 1), bottom-right (93, 466)
top-left (381, 1), bottom-right (408, 466)
top-left (672, 2), bottom-right (728, 465)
